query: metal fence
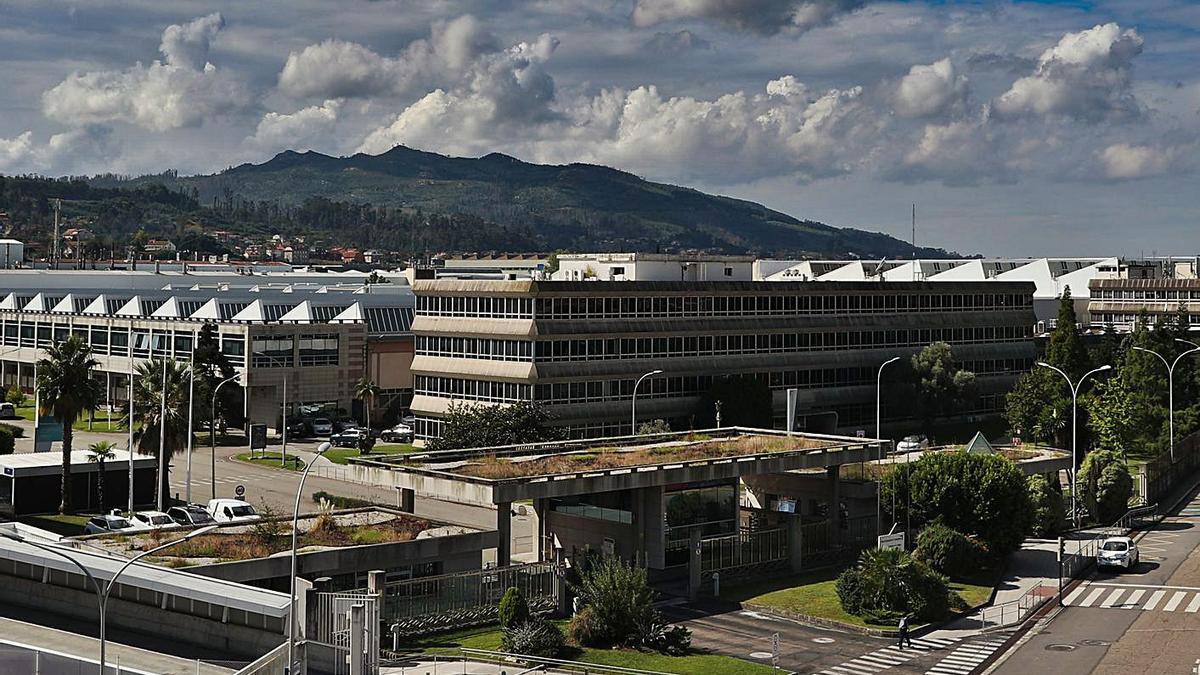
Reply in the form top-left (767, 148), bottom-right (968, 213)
top-left (1141, 430), bottom-right (1200, 504)
top-left (234, 642), bottom-right (288, 675)
top-left (975, 582), bottom-right (1056, 630)
top-left (699, 528), bottom-right (787, 573)
top-left (376, 561), bottom-right (561, 636)
top-left (0, 642), bottom-right (160, 675)
top-left (313, 592), bottom-right (380, 675)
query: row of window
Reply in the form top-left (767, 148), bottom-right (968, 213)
top-left (415, 336), bottom-right (533, 361)
top-left (415, 295), bottom-right (534, 319)
top-left (1093, 289), bottom-right (1200, 300)
top-left (248, 334), bottom-right (341, 368)
top-left (1090, 312), bottom-right (1189, 326)
top-left (413, 375), bottom-right (533, 403)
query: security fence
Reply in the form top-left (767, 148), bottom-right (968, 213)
top-left (1141, 430), bottom-right (1200, 504)
top-left (699, 528), bottom-right (788, 574)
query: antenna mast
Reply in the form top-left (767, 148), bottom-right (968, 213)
top-left (911, 203), bottom-right (916, 281)
top-left (52, 198), bottom-right (62, 265)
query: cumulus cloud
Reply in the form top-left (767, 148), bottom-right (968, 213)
top-left (0, 132), bottom-right (35, 171)
top-left (0, 127), bottom-right (111, 173)
top-left (41, 14), bottom-right (246, 132)
top-left (994, 23), bottom-right (1144, 122)
top-left (277, 15), bottom-right (498, 100)
top-left (251, 100), bottom-right (341, 150)
top-left (1099, 143), bottom-right (1183, 180)
top-left (892, 58), bottom-right (967, 118)
top-left (630, 0), bottom-right (866, 35)
top-left (645, 29), bottom-right (711, 53)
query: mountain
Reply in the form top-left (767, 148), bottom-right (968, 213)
top-left (90, 146), bottom-right (956, 258)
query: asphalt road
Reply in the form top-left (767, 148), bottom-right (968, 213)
top-left (994, 485), bottom-right (1200, 675)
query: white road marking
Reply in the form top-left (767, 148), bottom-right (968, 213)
top-left (1164, 591), bottom-right (1188, 612)
top-left (1144, 590), bottom-right (1167, 611)
top-left (1099, 589), bottom-right (1126, 608)
top-left (1121, 589), bottom-right (1145, 608)
top-left (1079, 587), bottom-right (1107, 607)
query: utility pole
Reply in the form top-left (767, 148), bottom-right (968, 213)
top-left (52, 198), bottom-right (62, 264)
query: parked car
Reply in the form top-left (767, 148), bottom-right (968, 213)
top-left (207, 498), bottom-right (261, 523)
top-left (1098, 536), bottom-right (1139, 570)
top-left (284, 416), bottom-right (309, 438)
top-left (168, 505), bottom-right (216, 527)
top-left (380, 423), bottom-right (413, 443)
top-left (331, 427), bottom-right (371, 448)
top-left (333, 417), bottom-right (360, 433)
top-left (0, 402), bottom-right (15, 419)
top-left (401, 414), bottom-right (415, 427)
top-left (895, 434), bottom-right (930, 453)
top-left (130, 510), bottom-right (175, 529)
top-left (311, 417), bottom-right (334, 436)
top-left (84, 514), bottom-right (136, 535)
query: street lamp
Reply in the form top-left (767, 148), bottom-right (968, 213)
top-left (251, 351), bottom-right (290, 467)
top-left (631, 369), bottom-right (663, 435)
top-left (288, 441), bottom-right (331, 675)
top-left (1037, 362), bottom-right (1111, 527)
top-left (1133, 338), bottom-right (1200, 463)
top-left (211, 373), bottom-right (242, 501)
top-left (875, 356), bottom-right (901, 535)
top-left (0, 524), bottom-right (217, 674)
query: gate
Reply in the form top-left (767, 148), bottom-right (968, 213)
top-left (314, 592), bottom-right (379, 675)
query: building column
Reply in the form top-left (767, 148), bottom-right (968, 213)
top-left (397, 487), bottom-right (415, 513)
top-left (788, 514), bottom-right (804, 573)
top-left (636, 486), bottom-right (665, 570)
top-left (828, 465), bottom-right (841, 546)
top-left (533, 497), bottom-right (549, 562)
top-left (496, 501), bottom-right (512, 568)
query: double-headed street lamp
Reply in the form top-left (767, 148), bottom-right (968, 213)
top-left (0, 524), bottom-right (217, 674)
top-left (875, 356), bottom-right (901, 535)
top-left (1037, 362), bottom-right (1111, 527)
top-left (288, 441), bottom-right (331, 675)
top-left (1133, 338), bottom-right (1200, 463)
top-left (631, 369), bottom-right (663, 435)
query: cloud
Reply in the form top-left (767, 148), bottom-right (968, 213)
top-left (277, 15), bottom-right (498, 100)
top-left (0, 127), bottom-right (111, 174)
top-left (251, 100), bottom-right (341, 151)
top-left (630, 0), bottom-right (866, 35)
top-left (0, 132), bottom-right (34, 171)
top-left (40, 15), bottom-right (247, 132)
top-left (892, 58), bottom-right (967, 118)
top-left (994, 23), bottom-right (1144, 122)
top-left (160, 12), bottom-right (225, 70)
top-left (645, 29), bottom-right (712, 53)
top-left (1099, 142), bottom-right (1183, 180)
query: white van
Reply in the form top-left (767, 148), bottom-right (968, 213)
top-left (207, 499), bottom-right (261, 523)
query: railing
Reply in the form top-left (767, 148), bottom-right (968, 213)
top-left (1141, 430), bottom-right (1200, 504)
top-left (459, 648), bottom-right (676, 674)
top-left (1110, 503), bottom-right (1159, 533)
top-left (976, 582), bottom-right (1055, 630)
top-left (700, 528), bottom-right (787, 573)
top-left (234, 642), bottom-right (288, 675)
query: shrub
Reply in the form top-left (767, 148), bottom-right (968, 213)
top-left (498, 587), bottom-right (530, 629)
top-left (637, 419), bottom-right (672, 435)
top-left (567, 606), bottom-right (600, 647)
top-left (639, 620), bottom-right (692, 656)
top-left (881, 451), bottom-right (1032, 555)
top-left (1027, 474), bottom-right (1064, 537)
top-left (1096, 462), bottom-right (1133, 525)
top-left (0, 422), bottom-right (23, 438)
top-left (250, 500), bottom-right (284, 546)
top-left (836, 547), bottom-right (951, 624)
top-left (0, 426), bottom-right (13, 455)
top-left (5, 385), bottom-right (24, 406)
top-left (311, 491), bottom-right (373, 510)
top-left (501, 617), bottom-right (564, 658)
top-left (913, 522), bottom-right (987, 577)
top-left (572, 556), bottom-right (656, 648)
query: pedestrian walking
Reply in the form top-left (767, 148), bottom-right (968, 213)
top-left (897, 615), bottom-right (912, 649)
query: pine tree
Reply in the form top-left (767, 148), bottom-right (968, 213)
top-left (1046, 287), bottom-right (1091, 379)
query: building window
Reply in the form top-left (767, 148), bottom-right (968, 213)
top-left (251, 335), bottom-right (294, 367)
top-left (222, 335), bottom-right (245, 359)
top-left (723, 267), bottom-right (733, 277)
top-left (110, 329), bottom-right (129, 357)
top-left (299, 333), bottom-right (339, 367)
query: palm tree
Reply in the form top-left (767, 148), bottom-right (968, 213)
top-left (355, 377), bottom-right (383, 431)
top-left (37, 335), bottom-right (103, 514)
top-left (122, 358), bottom-right (190, 507)
top-left (86, 440), bottom-right (118, 511)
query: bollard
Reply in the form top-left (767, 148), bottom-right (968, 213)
top-left (713, 572), bottom-right (720, 598)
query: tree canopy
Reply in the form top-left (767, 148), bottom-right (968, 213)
top-left (427, 401), bottom-right (564, 452)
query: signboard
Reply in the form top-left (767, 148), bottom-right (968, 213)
top-left (235, 484), bottom-right (246, 498)
top-left (770, 632), bottom-right (779, 669)
top-left (776, 499), bottom-right (796, 514)
top-left (249, 424), bottom-right (267, 451)
top-left (877, 532), bottom-right (906, 551)
top-left (34, 417), bottom-right (63, 453)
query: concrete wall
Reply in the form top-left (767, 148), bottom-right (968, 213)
top-left (546, 510), bottom-right (635, 561)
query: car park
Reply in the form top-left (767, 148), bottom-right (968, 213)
top-left (168, 505), bottom-right (216, 527)
top-left (1098, 536), bottom-right (1139, 570)
top-left (207, 498), bottom-right (261, 523)
top-left (380, 423), bottom-right (413, 443)
top-left (896, 434), bottom-right (929, 453)
top-left (331, 427), bottom-right (371, 448)
top-left (130, 510), bottom-right (175, 529)
top-left (84, 514), bottom-right (136, 535)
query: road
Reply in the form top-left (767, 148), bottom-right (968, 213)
top-left (8, 420), bottom-right (535, 559)
top-left (994, 485), bottom-right (1200, 675)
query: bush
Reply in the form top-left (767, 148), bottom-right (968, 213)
top-left (639, 620), bottom-right (692, 656)
top-left (5, 385), bottom-right (24, 406)
top-left (913, 522), bottom-right (987, 577)
top-left (310, 491), bottom-right (373, 510)
top-left (836, 547), bottom-right (951, 624)
top-left (1028, 474), bottom-right (1064, 537)
top-left (1096, 462), bottom-right (1133, 524)
top-left (881, 451), bottom-right (1032, 555)
top-left (572, 556), bottom-right (656, 648)
top-left (637, 419), bottom-right (671, 435)
top-left (567, 606), bottom-right (601, 647)
top-left (250, 500), bottom-right (284, 545)
top-left (501, 617), bottom-right (564, 658)
top-left (0, 422), bottom-right (22, 438)
top-left (0, 426), bottom-right (13, 455)
top-left (498, 587), bottom-right (530, 629)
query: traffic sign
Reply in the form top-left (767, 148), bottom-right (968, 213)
top-left (877, 531), bottom-right (906, 551)
top-left (235, 484), bottom-right (246, 498)
top-left (770, 632), bottom-right (779, 669)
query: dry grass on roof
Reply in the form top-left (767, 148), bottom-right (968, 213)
top-left (453, 434), bottom-right (836, 479)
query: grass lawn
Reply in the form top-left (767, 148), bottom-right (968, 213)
top-left (409, 623), bottom-right (776, 675)
top-left (727, 565), bottom-right (997, 629)
top-left (14, 405), bottom-right (137, 433)
top-left (234, 452), bottom-right (305, 471)
top-left (325, 443), bottom-right (416, 465)
top-left (17, 514), bottom-right (90, 536)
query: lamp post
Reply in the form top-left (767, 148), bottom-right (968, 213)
top-left (127, 352), bottom-right (135, 515)
top-left (875, 356), bottom-right (900, 535)
top-left (1037, 362), bottom-right (1111, 527)
top-left (1133, 338), bottom-right (1200, 463)
top-left (251, 351), bottom-right (289, 467)
top-left (211, 373), bottom-right (242, 501)
top-left (631, 369), bottom-right (663, 435)
top-left (184, 364), bottom-right (195, 503)
top-left (288, 441), bottom-right (331, 675)
top-left (0, 524), bottom-right (217, 674)
top-left (157, 356), bottom-right (167, 511)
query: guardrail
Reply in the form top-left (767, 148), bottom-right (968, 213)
top-left (976, 582), bottom-right (1056, 630)
top-left (1110, 503), bottom-right (1160, 534)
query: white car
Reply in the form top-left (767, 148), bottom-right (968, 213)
top-left (1098, 536), bottom-right (1139, 570)
top-left (379, 423), bottom-right (413, 443)
top-left (84, 514), bottom-right (137, 535)
top-left (896, 434), bottom-right (929, 453)
top-left (130, 510), bottom-right (175, 530)
top-left (207, 498), bottom-right (261, 524)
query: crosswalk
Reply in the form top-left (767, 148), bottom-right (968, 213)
top-left (925, 633), bottom-right (1011, 675)
top-left (813, 634), bottom-right (960, 675)
top-left (1064, 582), bottom-right (1200, 613)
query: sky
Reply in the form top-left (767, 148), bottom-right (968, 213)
top-left (2, 0), bottom-right (1199, 257)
